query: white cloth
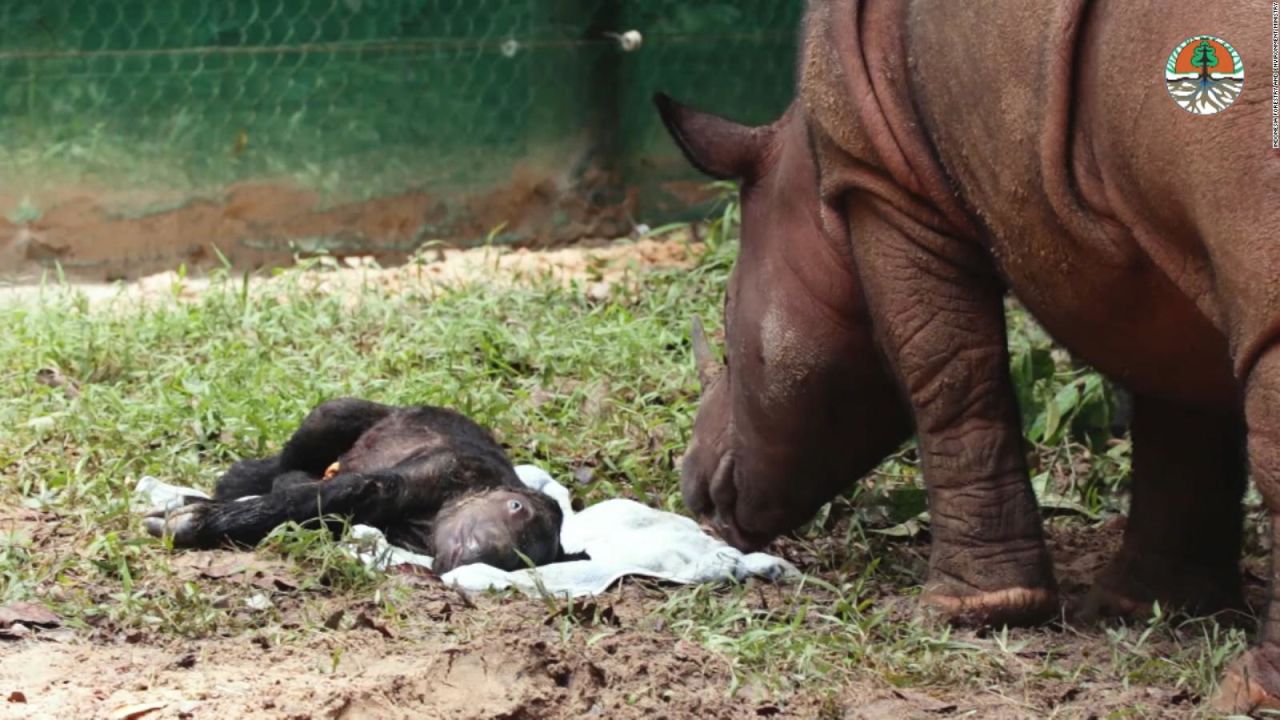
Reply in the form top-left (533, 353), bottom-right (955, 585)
top-left (133, 465), bottom-right (798, 598)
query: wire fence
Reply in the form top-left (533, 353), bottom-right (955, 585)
top-left (0, 1), bottom-right (801, 280)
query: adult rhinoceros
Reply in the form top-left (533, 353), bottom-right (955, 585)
top-left (658, 0), bottom-right (1277, 710)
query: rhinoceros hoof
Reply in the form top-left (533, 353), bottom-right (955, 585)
top-left (1078, 584), bottom-right (1150, 622)
top-left (1082, 558), bottom-right (1245, 622)
top-left (920, 586), bottom-right (1058, 627)
top-left (143, 504), bottom-right (208, 547)
top-left (1207, 651), bottom-right (1280, 715)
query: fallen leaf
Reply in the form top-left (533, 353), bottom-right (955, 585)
top-left (427, 602), bottom-right (453, 622)
top-left (35, 368), bottom-right (81, 399)
top-left (354, 612), bottom-right (394, 639)
top-left (38, 627), bottom-right (76, 643)
top-left (391, 563), bottom-right (439, 580)
top-left (867, 516), bottom-right (929, 539)
top-left (890, 688), bottom-right (957, 713)
top-left (1037, 494), bottom-right (1100, 520)
top-left (543, 599), bottom-right (619, 628)
top-left (109, 701), bottom-right (167, 720)
top-left (0, 603), bottom-right (59, 629)
top-left (249, 571), bottom-right (298, 592)
top-left (585, 281), bottom-right (612, 303)
top-left (199, 557), bottom-right (251, 579)
top-left (323, 610), bottom-right (345, 630)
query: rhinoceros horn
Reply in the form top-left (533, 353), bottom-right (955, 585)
top-left (691, 315), bottom-right (719, 390)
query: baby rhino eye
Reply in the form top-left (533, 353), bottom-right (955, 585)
top-left (507, 499), bottom-right (524, 514)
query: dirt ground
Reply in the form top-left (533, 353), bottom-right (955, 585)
top-left (0, 169), bottom-right (681, 282)
top-left (0, 234), bottom-right (700, 309)
top-left (0, 582), bottom-right (769, 720)
top-left (0, 519), bottom-right (1231, 720)
top-left (0, 239), bottom-right (1254, 719)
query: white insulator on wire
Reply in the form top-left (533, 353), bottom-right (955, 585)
top-left (607, 30), bottom-right (643, 52)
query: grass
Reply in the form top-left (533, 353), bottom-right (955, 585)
top-left (0, 196), bottom-right (1257, 716)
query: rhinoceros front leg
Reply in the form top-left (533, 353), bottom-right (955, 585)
top-left (846, 195), bottom-right (1056, 626)
top-left (1085, 393), bottom-right (1245, 619)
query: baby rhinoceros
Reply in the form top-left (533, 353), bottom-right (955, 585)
top-left (144, 398), bottom-right (570, 574)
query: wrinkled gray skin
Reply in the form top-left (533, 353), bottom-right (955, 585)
top-left (654, 94), bottom-right (912, 552)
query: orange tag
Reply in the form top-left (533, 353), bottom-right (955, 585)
top-left (322, 462), bottom-right (341, 481)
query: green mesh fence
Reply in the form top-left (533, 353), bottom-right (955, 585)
top-left (0, 1), bottom-right (801, 280)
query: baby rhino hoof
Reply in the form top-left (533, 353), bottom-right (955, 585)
top-left (143, 504), bottom-right (208, 547)
top-left (921, 586), bottom-right (1059, 627)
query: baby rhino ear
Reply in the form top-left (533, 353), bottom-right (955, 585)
top-left (653, 93), bottom-right (768, 181)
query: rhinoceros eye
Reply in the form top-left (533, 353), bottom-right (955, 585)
top-left (507, 499), bottom-right (524, 514)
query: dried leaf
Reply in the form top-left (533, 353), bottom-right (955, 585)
top-left (543, 599), bottom-right (619, 628)
top-left (353, 612), bottom-right (394, 639)
top-left (323, 610), bottom-right (344, 630)
top-left (108, 701), bottom-right (167, 720)
top-left (0, 603), bottom-right (59, 629)
top-left (199, 557), bottom-right (251, 579)
top-left (867, 515), bottom-right (929, 539)
top-left (35, 367), bottom-right (80, 399)
top-left (890, 688), bottom-right (957, 713)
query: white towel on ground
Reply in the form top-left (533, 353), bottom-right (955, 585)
top-left (133, 465), bottom-right (798, 598)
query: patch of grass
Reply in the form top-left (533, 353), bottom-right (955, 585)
top-left (0, 188), bottom-right (1248, 714)
top-left (0, 231), bottom-right (723, 639)
top-left (645, 563), bottom-right (1249, 713)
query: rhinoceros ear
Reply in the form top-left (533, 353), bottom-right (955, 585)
top-left (653, 93), bottom-right (766, 181)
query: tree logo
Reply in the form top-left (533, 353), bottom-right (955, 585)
top-left (1165, 35), bottom-right (1245, 114)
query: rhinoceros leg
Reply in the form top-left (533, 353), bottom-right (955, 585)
top-left (846, 196), bottom-right (1056, 626)
top-left (1085, 393), bottom-right (1245, 618)
top-left (1212, 350), bottom-right (1280, 713)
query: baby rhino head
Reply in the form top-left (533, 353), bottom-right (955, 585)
top-left (431, 487), bottom-right (567, 574)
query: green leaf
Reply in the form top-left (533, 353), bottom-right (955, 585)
top-left (885, 486), bottom-right (927, 523)
top-left (1043, 382), bottom-right (1080, 444)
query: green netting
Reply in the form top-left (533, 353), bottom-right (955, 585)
top-left (0, 1), bottom-right (801, 278)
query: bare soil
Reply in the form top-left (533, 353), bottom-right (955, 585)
top-left (0, 173), bottom-right (714, 283)
top-left (0, 584), bottom-right (773, 720)
top-left (0, 518), bottom-right (1245, 720)
top-left (0, 234), bottom-right (701, 308)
